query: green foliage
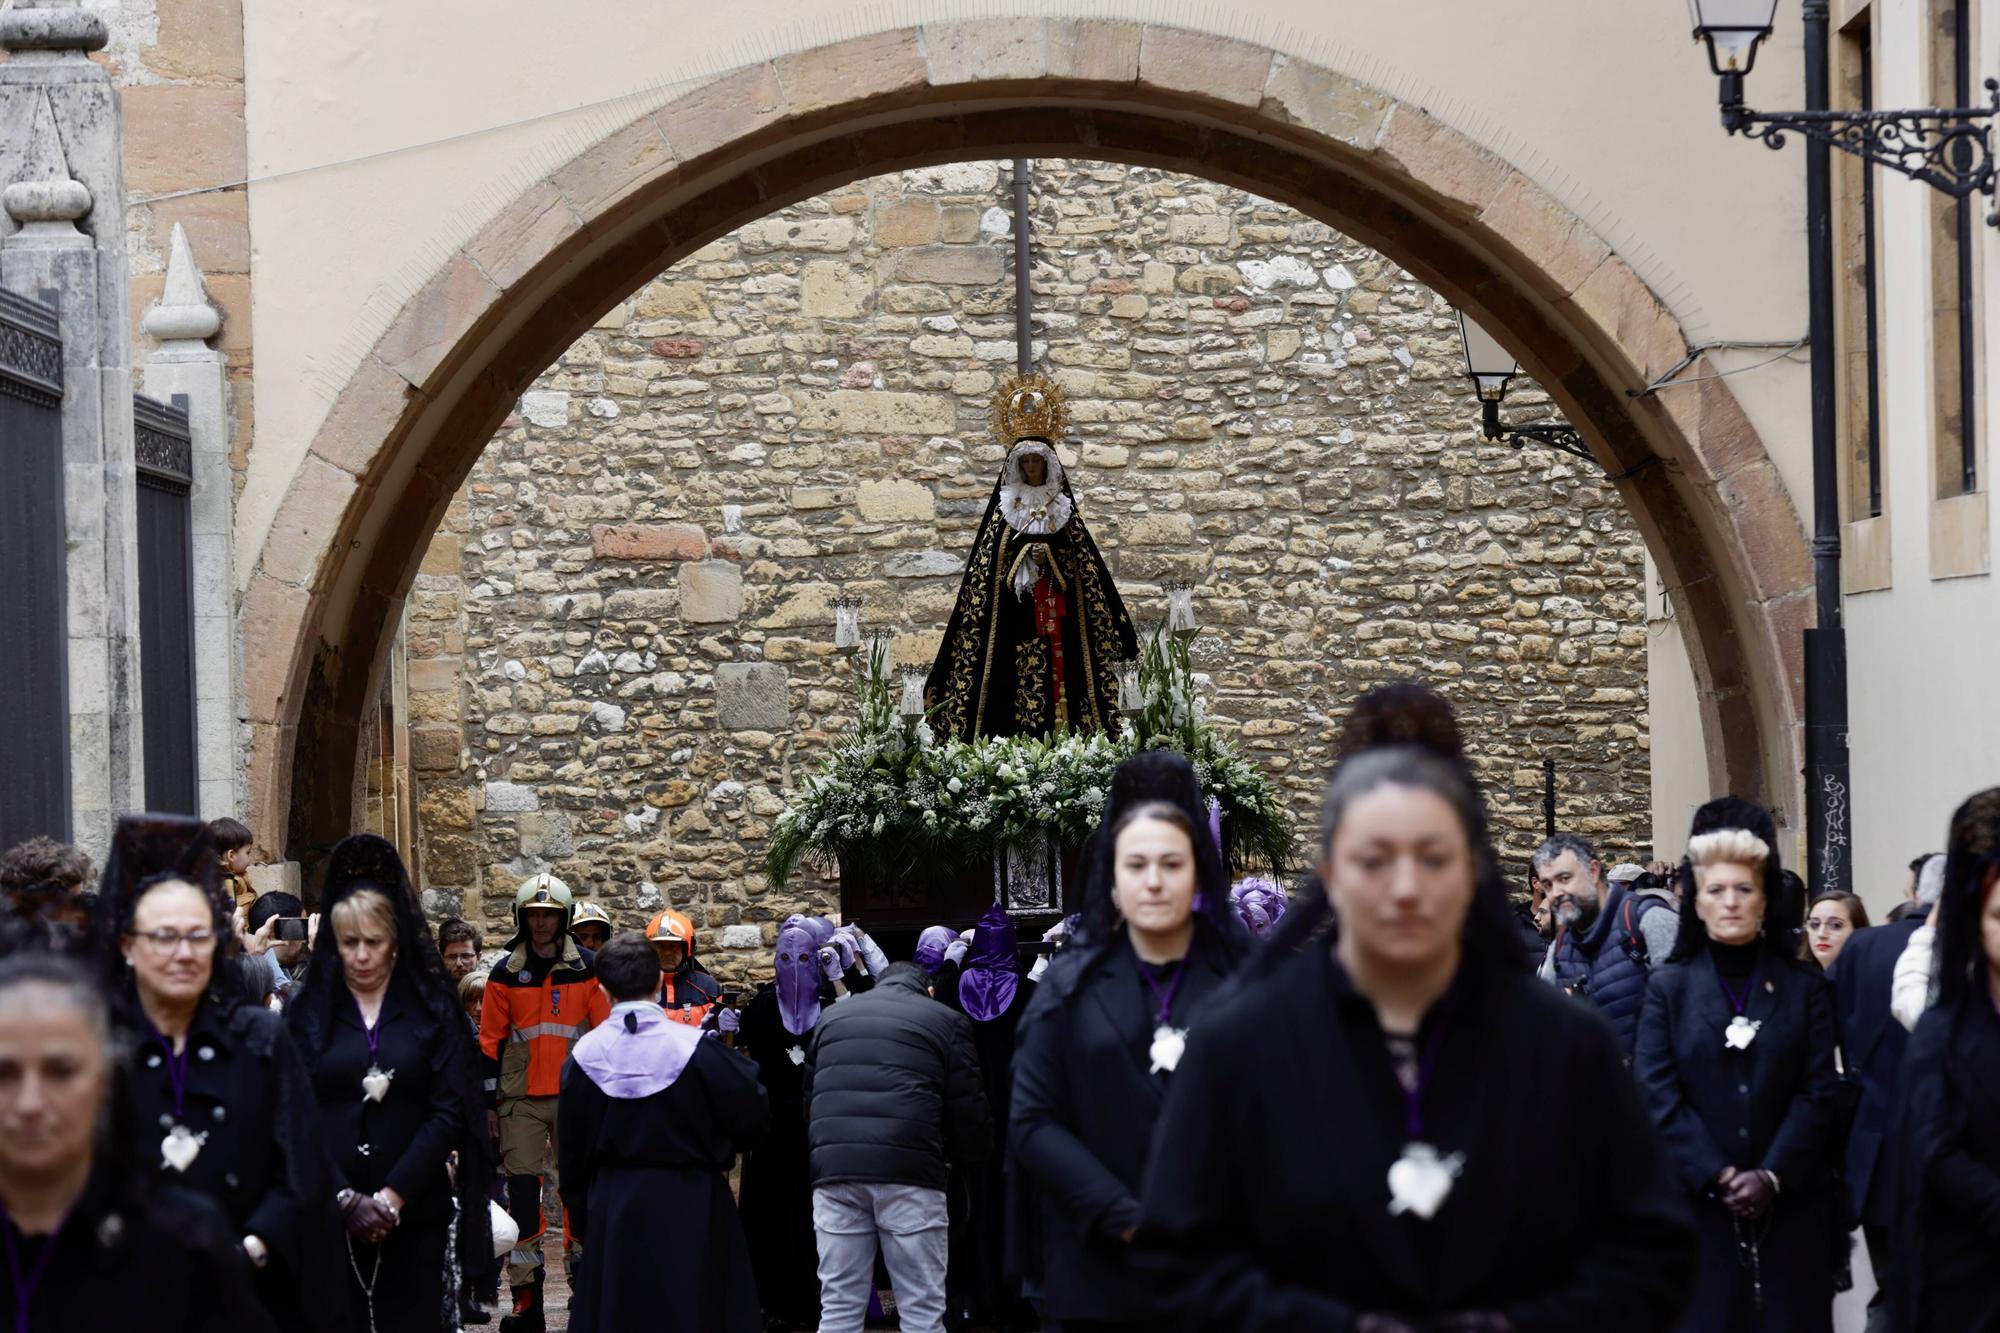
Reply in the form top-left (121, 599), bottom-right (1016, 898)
top-left (765, 632), bottom-right (1296, 888)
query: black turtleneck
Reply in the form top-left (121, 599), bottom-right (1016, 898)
top-left (1707, 935), bottom-right (1763, 982)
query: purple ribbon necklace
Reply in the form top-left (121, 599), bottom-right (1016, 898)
top-left (358, 999), bottom-right (395, 1104)
top-left (1386, 1006), bottom-right (1463, 1221)
top-left (148, 1025), bottom-right (205, 1173)
top-left (1140, 954), bottom-right (1191, 1075)
top-left (0, 1205), bottom-right (66, 1333)
top-left (1720, 960), bottom-right (1764, 1051)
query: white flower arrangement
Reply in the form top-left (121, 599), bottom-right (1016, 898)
top-left (765, 635), bottom-right (1295, 887)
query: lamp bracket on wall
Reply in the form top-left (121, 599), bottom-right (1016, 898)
top-left (1719, 72), bottom-right (2000, 221)
top-left (1479, 399), bottom-right (1597, 466)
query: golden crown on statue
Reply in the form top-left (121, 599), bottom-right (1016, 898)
top-left (991, 370), bottom-right (1071, 448)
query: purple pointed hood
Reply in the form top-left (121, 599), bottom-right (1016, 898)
top-left (572, 1004), bottom-right (701, 1099)
top-left (784, 914), bottom-right (837, 950)
top-left (775, 924), bottom-right (822, 1036)
top-left (957, 904), bottom-right (1020, 1022)
top-left (913, 925), bottom-right (956, 974)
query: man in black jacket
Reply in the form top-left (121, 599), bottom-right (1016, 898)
top-left (1829, 896), bottom-right (1930, 1333)
top-left (803, 961), bottom-right (990, 1333)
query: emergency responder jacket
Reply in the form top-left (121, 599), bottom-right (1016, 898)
top-left (478, 936), bottom-right (610, 1101)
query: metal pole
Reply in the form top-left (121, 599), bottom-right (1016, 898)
top-left (1013, 158), bottom-right (1032, 374)
top-left (1543, 757), bottom-right (1556, 839)
top-left (1802, 1), bottom-right (1854, 895)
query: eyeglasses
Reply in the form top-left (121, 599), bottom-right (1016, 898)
top-left (127, 928), bottom-right (216, 955)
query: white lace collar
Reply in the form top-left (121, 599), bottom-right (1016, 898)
top-left (998, 440), bottom-right (1074, 536)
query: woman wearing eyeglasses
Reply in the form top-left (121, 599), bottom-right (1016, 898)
top-left (98, 814), bottom-right (346, 1333)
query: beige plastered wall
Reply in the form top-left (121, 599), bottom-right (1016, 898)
top-left (1834, 0), bottom-right (2000, 917)
top-left (232, 1), bottom-right (1822, 861)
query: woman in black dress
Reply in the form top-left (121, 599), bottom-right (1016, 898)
top-left (0, 948), bottom-right (274, 1333)
top-left (95, 813), bottom-right (342, 1331)
top-left (557, 931), bottom-right (768, 1332)
top-left (287, 835), bottom-right (495, 1333)
top-left (1898, 785), bottom-right (2000, 1331)
top-left (1634, 799), bottom-right (1837, 1333)
top-left (1139, 745), bottom-right (1694, 1330)
top-left (1011, 751), bottom-right (1245, 1332)
top-left (735, 919), bottom-right (829, 1329)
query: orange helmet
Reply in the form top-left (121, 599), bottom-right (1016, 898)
top-left (645, 908), bottom-right (696, 954)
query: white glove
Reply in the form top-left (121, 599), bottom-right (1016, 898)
top-left (851, 926), bottom-right (891, 978)
top-left (1027, 956), bottom-right (1049, 982)
top-left (943, 938), bottom-right (970, 967)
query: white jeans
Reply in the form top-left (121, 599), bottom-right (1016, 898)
top-left (812, 1182), bottom-right (949, 1333)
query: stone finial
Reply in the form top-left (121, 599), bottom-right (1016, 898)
top-left (3, 91), bottom-right (91, 233)
top-left (143, 223), bottom-right (223, 344)
top-left (0, 0), bottom-right (110, 54)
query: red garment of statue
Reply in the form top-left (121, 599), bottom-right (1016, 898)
top-left (1033, 573), bottom-right (1069, 724)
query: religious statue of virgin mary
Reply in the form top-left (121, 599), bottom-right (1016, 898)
top-left (926, 372), bottom-right (1138, 740)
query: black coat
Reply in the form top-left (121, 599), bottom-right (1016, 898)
top-left (557, 1033), bottom-right (769, 1333)
top-left (1899, 996), bottom-right (2000, 1331)
top-left (802, 972), bottom-right (990, 1190)
top-left (307, 978), bottom-right (465, 1333)
top-left (128, 996), bottom-right (344, 1331)
top-left (1827, 916), bottom-right (1923, 1227)
top-left (1010, 935), bottom-right (1230, 1321)
top-left (1138, 943), bottom-right (1695, 1331)
top-left (732, 986), bottom-right (819, 1325)
top-left (943, 970), bottom-right (1035, 1326)
top-left (1633, 947), bottom-right (1839, 1333)
top-left (0, 1171), bottom-right (276, 1333)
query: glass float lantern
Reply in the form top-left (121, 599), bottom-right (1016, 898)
top-left (1165, 579), bottom-right (1199, 641)
top-left (897, 669), bottom-right (928, 727)
top-left (832, 595), bottom-right (864, 655)
top-left (1116, 658), bottom-right (1144, 717)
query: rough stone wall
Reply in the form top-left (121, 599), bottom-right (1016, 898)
top-left (413, 160), bottom-right (1651, 985)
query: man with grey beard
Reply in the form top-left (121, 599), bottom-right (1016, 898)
top-left (1534, 832), bottom-right (1666, 1055)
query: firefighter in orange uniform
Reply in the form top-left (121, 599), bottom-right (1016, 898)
top-left (646, 908), bottom-right (724, 1028)
top-left (480, 872), bottom-right (610, 1333)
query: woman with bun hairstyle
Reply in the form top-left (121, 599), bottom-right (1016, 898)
top-left (0, 948), bottom-right (278, 1332)
top-left (286, 834), bottom-right (495, 1333)
top-left (1009, 750), bottom-right (1247, 1330)
top-left (1138, 745), bottom-right (1692, 1330)
top-left (1896, 786), bottom-right (2000, 1331)
top-left (1634, 798), bottom-right (1837, 1333)
top-left (95, 813), bottom-right (342, 1332)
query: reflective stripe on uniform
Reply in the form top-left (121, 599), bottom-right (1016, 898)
top-left (506, 1021), bottom-right (585, 1044)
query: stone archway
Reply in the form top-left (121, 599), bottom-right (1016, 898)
top-left (241, 21), bottom-right (1810, 863)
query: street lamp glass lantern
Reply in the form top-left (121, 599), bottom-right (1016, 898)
top-left (1456, 309), bottom-right (1518, 402)
top-left (1688, 0), bottom-right (1778, 76)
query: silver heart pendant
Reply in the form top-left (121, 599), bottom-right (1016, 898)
top-left (1386, 1141), bottom-right (1464, 1220)
top-left (361, 1065), bottom-right (395, 1103)
top-left (160, 1123), bottom-right (207, 1173)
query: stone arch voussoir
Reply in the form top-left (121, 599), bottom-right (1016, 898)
top-left (243, 19), bottom-right (1812, 865)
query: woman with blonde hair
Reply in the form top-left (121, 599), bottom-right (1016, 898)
top-left (1634, 797), bottom-right (1838, 1332)
top-left (286, 835), bottom-right (495, 1332)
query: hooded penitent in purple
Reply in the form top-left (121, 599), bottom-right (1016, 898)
top-left (913, 925), bottom-right (957, 974)
top-left (1229, 877), bottom-right (1289, 938)
top-left (784, 914), bottom-right (837, 950)
top-left (571, 1003), bottom-right (702, 1099)
top-left (957, 904), bottom-right (1020, 1022)
top-left (775, 924), bottom-right (822, 1036)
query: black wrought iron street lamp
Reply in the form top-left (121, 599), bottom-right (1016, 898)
top-left (1688, 0), bottom-right (1879, 896)
top-left (1690, 0), bottom-right (2000, 212)
top-left (1455, 310), bottom-right (1595, 464)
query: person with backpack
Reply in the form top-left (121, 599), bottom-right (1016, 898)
top-left (1534, 833), bottom-right (1671, 1056)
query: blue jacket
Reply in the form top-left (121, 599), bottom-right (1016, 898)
top-left (1546, 883), bottom-right (1664, 1055)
